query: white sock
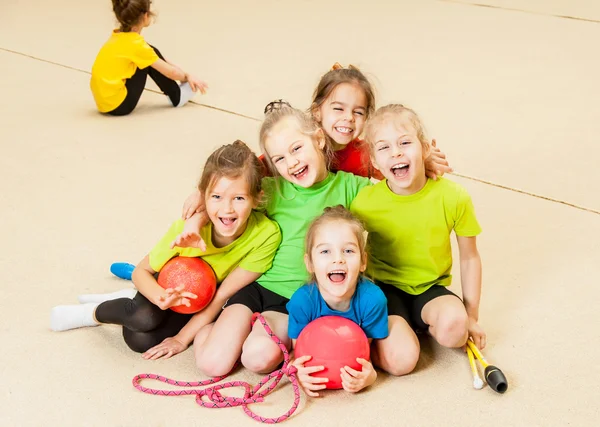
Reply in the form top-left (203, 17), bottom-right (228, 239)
top-left (77, 287), bottom-right (137, 304)
top-left (50, 303), bottom-right (99, 332)
top-left (176, 82), bottom-right (195, 107)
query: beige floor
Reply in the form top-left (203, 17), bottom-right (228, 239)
top-left (1, 1), bottom-right (599, 426)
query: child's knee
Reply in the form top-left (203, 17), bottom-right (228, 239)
top-left (380, 341), bottom-right (419, 376)
top-left (196, 348), bottom-right (235, 378)
top-left (241, 338), bottom-right (283, 374)
top-left (435, 310), bottom-right (468, 348)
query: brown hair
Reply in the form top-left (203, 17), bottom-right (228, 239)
top-left (310, 63), bottom-right (376, 121)
top-left (198, 140), bottom-right (263, 203)
top-left (112, 0), bottom-right (154, 32)
top-left (364, 104), bottom-right (430, 154)
top-left (258, 103), bottom-right (334, 177)
top-left (304, 205), bottom-right (367, 282)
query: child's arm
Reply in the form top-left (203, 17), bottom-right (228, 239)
top-left (132, 256), bottom-right (198, 310)
top-left (172, 190), bottom-right (209, 250)
top-left (425, 139), bottom-right (453, 180)
top-left (142, 267), bottom-right (261, 360)
top-left (456, 235), bottom-right (486, 350)
top-left (340, 359), bottom-right (377, 393)
top-left (151, 59), bottom-right (208, 94)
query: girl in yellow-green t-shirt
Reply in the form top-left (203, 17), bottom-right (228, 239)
top-left (350, 104), bottom-right (486, 377)
top-left (90, 0), bottom-right (208, 115)
top-left (50, 141), bottom-right (281, 359)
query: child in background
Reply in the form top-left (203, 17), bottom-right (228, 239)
top-left (350, 104), bottom-right (485, 377)
top-left (51, 141), bottom-right (281, 359)
top-left (91, 0), bottom-right (208, 116)
top-left (288, 206), bottom-right (388, 396)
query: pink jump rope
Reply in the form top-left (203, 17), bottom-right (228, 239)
top-left (132, 313), bottom-right (301, 423)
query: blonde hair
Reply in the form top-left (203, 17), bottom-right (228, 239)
top-left (304, 205), bottom-right (367, 283)
top-left (364, 104), bottom-right (430, 154)
top-left (258, 103), bottom-right (334, 177)
top-left (198, 140), bottom-right (263, 203)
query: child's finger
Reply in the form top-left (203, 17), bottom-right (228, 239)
top-left (480, 335), bottom-right (487, 350)
top-left (431, 138), bottom-right (437, 148)
top-left (304, 388), bottom-right (322, 398)
top-left (356, 358), bottom-right (371, 367)
top-left (340, 369), bottom-right (358, 385)
top-left (180, 292), bottom-right (198, 299)
top-left (304, 381), bottom-right (328, 390)
top-left (342, 365), bottom-right (362, 378)
top-left (293, 355), bottom-right (313, 365)
top-left (302, 365), bottom-right (326, 375)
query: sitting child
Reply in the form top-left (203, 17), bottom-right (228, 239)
top-left (288, 206), bottom-right (388, 396)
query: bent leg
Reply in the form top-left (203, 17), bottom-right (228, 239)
top-left (421, 295), bottom-right (468, 348)
top-left (95, 292), bottom-right (166, 332)
top-left (122, 310), bottom-right (192, 353)
top-left (371, 315), bottom-right (420, 376)
top-left (194, 304), bottom-right (253, 377)
top-left (107, 68), bottom-right (148, 116)
top-left (147, 45), bottom-right (181, 106)
top-left (241, 311), bottom-right (290, 374)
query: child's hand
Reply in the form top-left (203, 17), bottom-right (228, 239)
top-left (185, 74), bottom-right (209, 94)
top-left (425, 139), bottom-right (453, 180)
top-left (182, 190), bottom-right (202, 220)
top-left (468, 317), bottom-right (486, 350)
top-left (156, 285), bottom-right (197, 311)
top-left (340, 358), bottom-right (377, 393)
top-left (170, 230), bottom-right (207, 251)
top-left (142, 337), bottom-right (187, 360)
top-left (292, 355), bottom-right (329, 397)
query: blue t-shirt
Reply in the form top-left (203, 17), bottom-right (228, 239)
top-left (287, 277), bottom-right (389, 339)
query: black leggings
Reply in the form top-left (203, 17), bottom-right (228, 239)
top-left (107, 45), bottom-right (181, 116)
top-left (95, 292), bottom-right (192, 353)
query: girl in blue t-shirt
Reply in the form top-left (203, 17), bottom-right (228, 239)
top-left (288, 205), bottom-right (388, 396)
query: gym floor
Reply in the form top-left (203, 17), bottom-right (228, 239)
top-left (1, 1), bottom-right (599, 426)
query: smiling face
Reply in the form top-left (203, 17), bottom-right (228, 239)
top-left (205, 175), bottom-right (256, 247)
top-left (314, 83), bottom-right (367, 150)
top-left (305, 220), bottom-right (366, 309)
top-left (264, 116), bottom-right (329, 188)
top-left (371, 115), bottom-right (429, 196)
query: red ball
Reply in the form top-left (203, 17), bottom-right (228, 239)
top-left (294, 316), bottom-right (370, 390)
top-left (157, 257), bottom-right (217, 314)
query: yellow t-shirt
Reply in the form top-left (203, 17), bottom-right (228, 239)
top-left (350, 177), bottom-right (482, 295)
top-left (148, 212), bottom-right (282, 283)
top-left (90, 31), bottom-right (159, 113)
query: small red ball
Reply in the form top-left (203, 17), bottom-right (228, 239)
top-left (294, 316), bottom-right (370, 389)
top-left (157, 257), bottom-right (217, 314)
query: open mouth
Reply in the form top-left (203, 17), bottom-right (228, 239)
top-left (327, 270), bottom-right (347, 283)
top-left (291, 165), bottom-right (308, 180)
top-left (219, 217), bottom-right (237, 227)
top-left (391, 163), bottom-right (409, 178)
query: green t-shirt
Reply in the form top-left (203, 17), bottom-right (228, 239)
top-left (257, 171), bottom-right (371, 299)
top-left (149, 211), bottom-right (281, 282)
top-left (350, 177), bottom-right (481, 295)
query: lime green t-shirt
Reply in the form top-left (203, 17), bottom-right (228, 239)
top-left (350, 178), bottom-right (481, 295)
top-left (257, 171), bottom-right (371, 299)
top-left (149, 211), bottom-right (281, 282)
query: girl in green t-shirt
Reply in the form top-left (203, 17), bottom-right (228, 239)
top-left (51, 141), bottom-right (281, 359)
